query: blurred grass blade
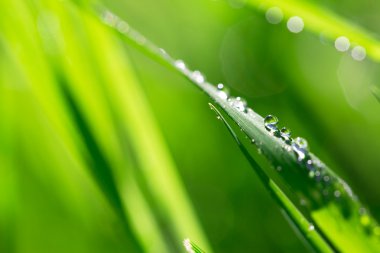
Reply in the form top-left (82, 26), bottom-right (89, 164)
top-left (183, 238), bottom-right (206, 253)
top-left (0, 0), bottom-right (213, 252)
top-left (97, 10), bottom-right (380, 252)
top-left (246, 0), bottom-right (380, 62)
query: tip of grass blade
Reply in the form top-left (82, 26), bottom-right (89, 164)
top-left (183, 238), bottom-right (205, 253)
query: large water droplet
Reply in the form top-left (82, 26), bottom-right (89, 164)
top-left (191, 70), bottom-right (205, 84)
top-left (265, 7), bottom-right (283, 24)
top-left (102, 11), bottom-right (118, 26)
top-left (334, 36), bottom-right (350, 52)
top-left (264, 115), bottom-right (279, 134)
top-left (230, 97), bottom-right (247, 112)
top-left (280, 127), bottom-right (291, 143)
top-left (294, 137), bottom-right (308, 150)
top-left (291, 137), bottom-right (308, 161)
top-left (287, 16), bottom-right (304, 33)
top-left (174, 60), bottom-right (186, 71)
top-left (351, 46), bottom-right (366, 61)
top-left (217, 83), bottom-right (230, 100)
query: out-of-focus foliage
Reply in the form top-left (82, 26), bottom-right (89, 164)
top-left (1, 0), bottom-right (380, 252)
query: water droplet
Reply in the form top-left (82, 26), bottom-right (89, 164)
top-left (230, 97), bottom-right (247, 112)
top-left (291, 144), bottom-right (306, 161)
top-left (264, 115), bottom-right (279, 134)
top-left (291, 137), bottom-right (309, 161)
top-left (276, 166), bottom-right (282, 172)
top-left (294, 137), bottom-right (308, 150)
top-left (102, 11), bottom-right (118, 26)
top-left (251, 138), bottom-right (255, 144)
top-left (343, 183), bottom-right (353, 197)
top-left (174, 60), bottom-right (186, 71)
top-left (116, 21), bottom-right (130, 33)
top-left (265, 7), bottom-right (283, 24)
top-left (191, 70), bottom-right (205, 84)
top-left (308, 224), bottom-right (315, 231)
top-left (287, 16), bottom-right (304, 33)
top-left (351, 46), bottom-right (366, 61)
top-left (280, 127), bottom-right (291, 143)
top-left (216, 83), bottom-right (229, 100)
top-left (334, 190), bottom-right (341, 198)
top-left (306, 159), bottom-right (314, 170)
top-left (284, 145), bottom-right (292, 152)
top-left (323, 175), bottom-right (330, 182)
top-left (334, 36), bottom-right (350, 52)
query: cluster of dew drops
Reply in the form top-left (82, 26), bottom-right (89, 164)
top-left (264, 114), bottom-right (380, 236)
top-left (174, 58), bottom-right (380, 236)
top-left (102, 8), bottom-right (378, 237)
top-left (265, 6), bottom-right (367, 61)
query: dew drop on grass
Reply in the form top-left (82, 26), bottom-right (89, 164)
top-left (291, 144), bottom-right (306, 161)
top-left (264, 115), bottom-right (279, 134)
top-left (217, 83), bottom-right (230, 100)
top-left (291, 137), bottom-right (309, 161)
top-left (191, 70), bottom-right (205, 84)
top-left (294, 137), bottom-right (308, 150)
top-left (174, 60), bottom-right (186, 71)
top-left (287, 16), bottom-right (304, 33)
top-left (230, 97), bottom-right (247, 112)
top-left (335, 36), bottom-right (350, 52)
top-left (351, 46), bottom-right (366, 61)
top-left (116, 21), bottom-right (130, 33)
top-left (308, 224), bottom-right (315, 231)
top-left (265, 7), bottom-right (283, 24)
top-left (334, 190), bottom-right (341, 198)
top-left (280, 127), bottom-right (291, 143)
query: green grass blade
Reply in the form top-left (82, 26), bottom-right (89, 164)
top-left (208, 103), bottom-right (334, 252)
top-left (97, 10), bottom-right (380, 252)
top-left (183, 239), bottom-right (206, 253)
top-left (1, 0), bottom-right (213, 252)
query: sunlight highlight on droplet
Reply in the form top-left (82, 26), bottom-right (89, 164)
top-left (287, 16), bottom-right (304, 33)
top-left (174, 60), bottom-right (186, 71)
top-left (334, 36), bottom-right (350, 52)
top-left (351, 46), bottom-right (366, 61)
top-left (265, 7), bottom-right (283, 24)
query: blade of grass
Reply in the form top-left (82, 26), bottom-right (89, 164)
top-left (183, 238), bottom-right (206, 253)
top-left (3, 0), bottom-right (213, 252)
top-left (208, 103), bottom-right (334, 252)
top-left (95, 9), bottom-right (380, 252)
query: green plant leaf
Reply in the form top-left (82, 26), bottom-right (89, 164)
top-left (183, 238), bottom-right (206, 253)
top-left (98, 9), bottom-right (380, 252)
top-left (0, 1), bottom-right (212, 252)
